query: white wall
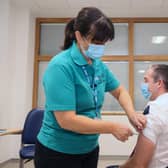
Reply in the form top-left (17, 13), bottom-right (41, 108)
top-left (0, 0), bottom-right (35, 162)
top-left (0, 0), bottom-right (12, 162)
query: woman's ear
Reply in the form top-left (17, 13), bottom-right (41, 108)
top-left (75, 31), bottom-right (82, 44)
top-left (75, 31), bottom-right (88, 50)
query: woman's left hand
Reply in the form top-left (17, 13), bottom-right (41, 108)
top-left (129, 113), bottom-right (147, 132)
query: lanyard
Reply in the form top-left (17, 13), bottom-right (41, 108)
top-left (82, 66), bottom-right (99, 118)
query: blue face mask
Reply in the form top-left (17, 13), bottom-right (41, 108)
top-left (83, 44), bottom-right (105, 59)
top-left (140, 83), bottom-right (151, 99)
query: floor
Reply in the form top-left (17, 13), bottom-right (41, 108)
top-left (0, 156), bottom-right (127, 168)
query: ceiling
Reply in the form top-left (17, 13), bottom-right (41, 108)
top-left (11, 0), bottom-right (168, 18)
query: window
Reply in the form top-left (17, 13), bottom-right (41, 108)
top-left (33, 18), bottom-right (168, 115)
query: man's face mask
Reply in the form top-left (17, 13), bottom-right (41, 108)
top-left (140, 83), bottom-right (151, 99)
top-left (82, 43), bottom-right (105, 59)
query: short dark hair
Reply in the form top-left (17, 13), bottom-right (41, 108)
top-left (62, 7), bottom-right (114, 50)
top-left (151, 64), bottom-right (168, 91)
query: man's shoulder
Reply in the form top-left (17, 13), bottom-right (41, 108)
top-left (148, 94), bottom-right (168, 112)
top-left (147, 99), bottom-right (168, 125)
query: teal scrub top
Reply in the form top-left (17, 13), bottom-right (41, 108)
top-left (37, 41), bottom-right (120, 154)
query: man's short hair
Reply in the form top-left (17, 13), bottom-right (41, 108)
top-left (151, 64), bottom-right (168, 91)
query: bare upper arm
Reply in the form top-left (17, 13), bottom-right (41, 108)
top-left (131, 133), bottom-right (155, 167)
top-left (109, 85), bottom-right (123, 99)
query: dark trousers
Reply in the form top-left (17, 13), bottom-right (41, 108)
top-left (34, 140), bottom-right (99, 168)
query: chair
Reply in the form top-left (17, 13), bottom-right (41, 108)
top-left (19, 108), bottom-right (44, 168)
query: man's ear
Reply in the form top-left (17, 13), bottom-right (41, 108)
top-left (157, 79), bottom-right (163, 88)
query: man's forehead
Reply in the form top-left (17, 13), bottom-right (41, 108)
top-left (144, 68), bottom-right (153, 77)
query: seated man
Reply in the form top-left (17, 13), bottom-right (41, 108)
top-left (120, 64), bottom-right (168, 168)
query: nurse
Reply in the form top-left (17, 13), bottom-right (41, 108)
top-left (34, 7), bottom-right (146, 168)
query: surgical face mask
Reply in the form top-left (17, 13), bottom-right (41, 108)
top-left (140, 83), bottom-right (151, 99)
top-left (82, 43), bottom-right (105, 59)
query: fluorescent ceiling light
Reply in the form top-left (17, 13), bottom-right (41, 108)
top-left (138, 70), bottom-right (145, 73)
top-left (152, 36), bottom-right (167, 44)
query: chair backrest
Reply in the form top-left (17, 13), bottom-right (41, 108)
top-left (22, 108), bottom-right (44, 144)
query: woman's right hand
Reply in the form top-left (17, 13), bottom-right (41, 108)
top-left (112, 123), bottom-right (133, 142)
